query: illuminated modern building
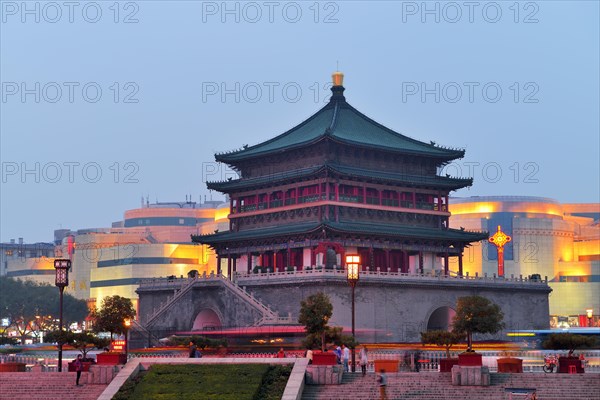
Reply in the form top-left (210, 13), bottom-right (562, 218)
top-left (4, 199), bottom-right (228, 311)
top-left (1, 238), bottom-right (55, 282)
top-left (449, 196), bottom-right (599, 326)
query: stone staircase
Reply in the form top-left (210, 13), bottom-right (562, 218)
top-left (144, 274), bottom-right (290, 328)
top-left (0, 372), bottom-right (108, 400)
top-left (301, 372), bottom-right (600, 400)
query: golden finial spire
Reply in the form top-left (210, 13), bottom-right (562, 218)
top-left (332, 71), bottom-right (344, 87)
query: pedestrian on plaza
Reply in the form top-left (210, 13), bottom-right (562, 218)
top-left (360, 346), bottom-right (369, 376)
top-left (377, 368), bottom-right (388, 400)
top-left (277, 348), bottom-right (286, 358)
top-left (73, 354), bottom-right (84, 386)
top-left (305, 347), bottom-right (313, 364)
top-left (341, 344), bottom-right (350, 372)
top-left (335, 344), bottom-right (342, 364)
top-left (414, 350), bottom-right (421, 372)
top-left (189, 341), bottom-right (197, 358)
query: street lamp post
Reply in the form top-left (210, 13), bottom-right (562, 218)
top-left (124, 319), bottom-right (131, 361)
top-left (345, 254), bottom-right (360, 373)
top-left (586, 309), bottom-right (593, 327)
top-left (54, 259), bottom-right (71, 372)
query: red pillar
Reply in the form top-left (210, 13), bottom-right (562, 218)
top-left (458, 252), bottom-right (464, 276)
top-left (412, 192), bottom-right (417, 208)
top-left (311, 247), bottom-right (316, 267)
top-left (418, 251), bottom-right (424, 274)
top-left (247, 253), bottom-right (252, 273)
top-left (216, 255), bottom-right (222, 275)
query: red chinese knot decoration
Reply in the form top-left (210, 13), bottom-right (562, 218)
top-left (488, 225), bottom-right (511, 277)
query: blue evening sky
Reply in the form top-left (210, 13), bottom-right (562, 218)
top-left (1, 1), bottom-right (598, 242)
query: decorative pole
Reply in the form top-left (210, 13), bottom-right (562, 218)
top-left (345, 254), bottom-right (360, 373)
top-left (54, 259), bottom-right (71, 372)
top-left (124, 318), bottom-right (131, 361)
top-left (488, 225), bottom-right (511, 277)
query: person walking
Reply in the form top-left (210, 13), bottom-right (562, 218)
top-left (359, 346), bottom-right (369, 376)
top-left (377, 368), bottom-right (388, 400)
top-left (189, 341), bottom-right (197, 358)
top-left (305, 347), bottom-right (313, 364)
top-left (276, 348), bottom-right (286, 358)
top-left (341, 344), bottom-right (350, 372)
top-left (73, 354), bottom-right (84, 386)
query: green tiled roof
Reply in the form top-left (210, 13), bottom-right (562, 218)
top-left (326, 221), bottom-right (488, 242)
top-left (192, 222), bottom-right (322, 244)
top-left (207, 162), bottom-right (472, 192)
top-left (216, 87), bottom-right (464, 163)
top-left (193, 221), bottom-right (488, 246)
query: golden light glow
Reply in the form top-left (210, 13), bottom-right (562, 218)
top-left (124, 318), bottom-right (131, 328)
top-left (450, 200), bottom-right (563, 217)
top-left (346, 254), bottom-right (360, 282)
top-left (215, 207), bottom-right (230, 221)
top-left (345, 255), bottom-right (360, 265)
top-left (506, 332), bottom-right (535, 337)
top-left (586, 309), bottom-right (593, 319)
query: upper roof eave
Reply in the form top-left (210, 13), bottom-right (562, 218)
top-left (214, 90), bottom-right (465, 164)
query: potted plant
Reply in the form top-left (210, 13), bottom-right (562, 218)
top-left (452, 296), bottom-right (505, 366)
top-left (542, 333), bottom-right (596, 373)
top-left (0, 349), bottom-right (25, 372)
top-left (421, 330), bottom-right (464, 372)
top-left (496, 351), bottom-right (523, 373)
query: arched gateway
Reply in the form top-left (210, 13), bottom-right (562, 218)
top-left (427, 306), bottom-right (457, 331)
top-left (192, 308), bottom-right (222, 331)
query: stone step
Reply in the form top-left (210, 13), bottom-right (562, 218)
top-left (302, 372), bottom-right (600, 400)
top-left (0, 373), bottom-right (108, 400)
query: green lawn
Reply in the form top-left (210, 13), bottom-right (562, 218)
top-left (112, 364), bottom-right (292, 400)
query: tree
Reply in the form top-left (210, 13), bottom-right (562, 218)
top-left (0, 277), bottom-right (88, 343)
top-left (298, 292), bottom-right (333, 351)
top-left (542, 333), bottom-right (597, 356)
top-left (421, 330), bottom-right (465, 359)
top-left (303, 326), bottom-right (358, 351)
top-left (46, 330), bottom-right (110, 360)
top-left (93, 295), bottom-right (135, 339)
top-left (452, 295), bottom-right (505, 352)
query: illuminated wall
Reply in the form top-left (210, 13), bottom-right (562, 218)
top-left (90, 243), bottom-right (216, 311)
top-left (449, 196), bottom-right (599, 320)
top-left (5, 256), bottom-right (56, 286)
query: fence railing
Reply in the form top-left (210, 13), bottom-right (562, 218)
top-left (2, 350), bottom-right (598, 373)
top-left (231, 267), bottom-right (548, 285)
